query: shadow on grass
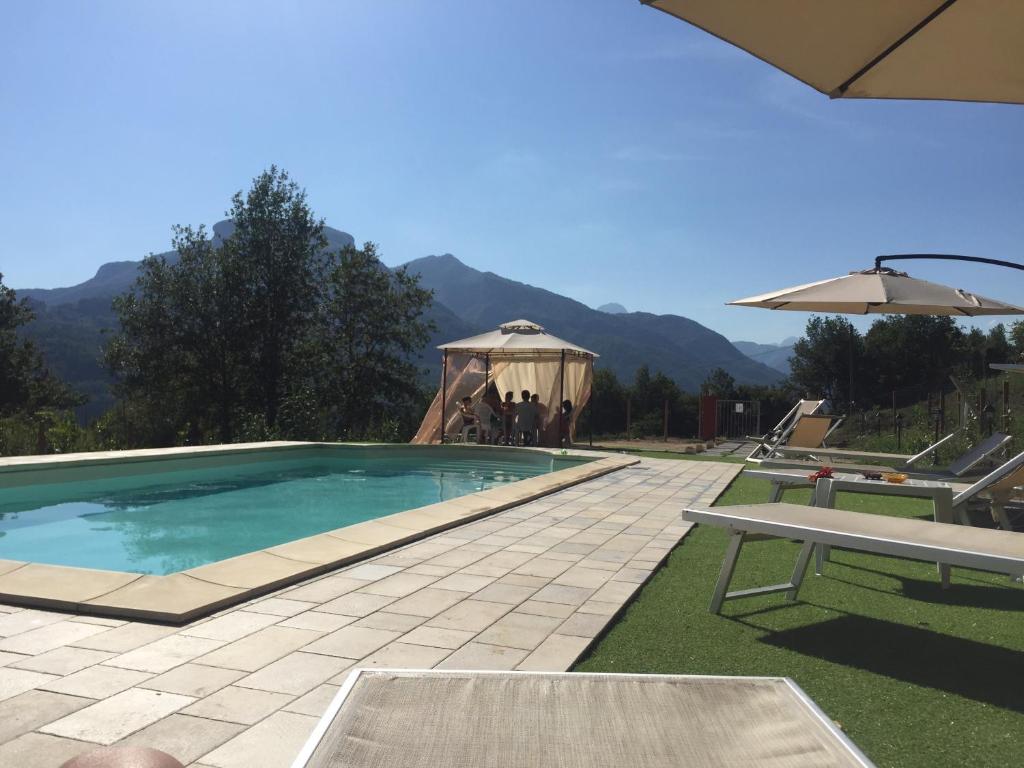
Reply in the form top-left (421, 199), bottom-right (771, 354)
top-left (833, 561), bottom-right (1024, 611)
top-left (760, 614), bottom-right (1024, 713)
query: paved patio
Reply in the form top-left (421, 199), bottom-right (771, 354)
top-left (0, 456), bottom-right (740, 767)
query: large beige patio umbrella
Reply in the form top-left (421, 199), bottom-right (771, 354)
top-left (729, 257), bottom-right (1024, 408)
top-left (641, 0), bottom-right (1024, 104)
top-left (730, 266), bottom-right (1024, 316)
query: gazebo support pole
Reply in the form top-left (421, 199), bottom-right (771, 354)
top-left (484, 354), bottom-right (489, 397)
top-left (589, 358), bottom-right (594, 448)
top-left (558, 350), bottom-right (565, 447)
top-left (440, 349), bottom-right (448, 444)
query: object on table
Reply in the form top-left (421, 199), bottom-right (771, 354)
top-left (882, 472), bottom-right (908, 484)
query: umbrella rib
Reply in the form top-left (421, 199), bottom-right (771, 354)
top-left (831, 0), bottom-right (959, 98)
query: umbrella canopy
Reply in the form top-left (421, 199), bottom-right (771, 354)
top-left (439, 319), bottom-right (598, 357)
top-left (729, 267), bottom-right (1024, 316)
top-left (642, 0), bottom-right (1024, 104)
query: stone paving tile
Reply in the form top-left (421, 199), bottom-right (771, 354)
top-left (357, 641), bottom-right (452, 669)
top-left (556, 611), bottom-right (612, 638)
top-left (70, 622), bottom-right (178, 653)
top-left (0, 609), bottom-right (67, 638)
top-left (277, 611), bottom-right (357, 633)
top-left (530, 584), bottom-right (594, 606)
top-left (425, 600), bottom-right (512, 633)
top-left (435, 642), bottom-right (530, 671)
top-left (428, 572), bottom-right (495, 593)
top-left (0, 689), bottom-right (92, 743)
top-left (282, 683), bottom-right (340, 717)
top-left (475, 612), bottom-right (564, 651)
top-left (472, 582), bottom-right (538, 605)
top-left (515, 600), bottom-right (576, 619)
top-left (0, 621), bottom-right (109, 655)
top-left (103, 634), bottom-right (226, 674)
top-left (357, 572), bottom-right (439, 598)
top-left (399, 625), bottom-right (476, 650)
top-left (119, 714), bottom-right (245, 765)
top-left (0, 668), bottom-right (59, 702)
top-left (278, 575), bottom-right (367, 604)
top-left (316, 591), bottom-right (397, 617)
top-left (302, 626), bottom-right (401, 659)
top-left (8, 646), bottom-right (113, 676)
top-left (339, 563), bottom-right (402, 581)
top-left (181, 685), bottom-right (293, 725)
top-left (0, 732), bottom-right (91, 766)
top-left (40, 687), bottom-right (195, 745)
top-left (0, 650), bottom-right (25, 667)
top-left (243, 598), bottom-right (317, 618)
top-left (181, 610), bottom-right (281, 642)
top-left (41, 665), bottom-right (153, 699)
top-left (351, 611), bottom-right (426, 633)
top-left (516, 633), bottom-right (594, 672)
top-left (139, 663), bottom-right (247, 698)
top-left (192, 626), bottom-right (323, 673)
top-left (384, 587), bottom-right (470, 618)
top-left (198, 710), bottom-right (318, 768)
top-left (235, 652), bottom-right (351, 696)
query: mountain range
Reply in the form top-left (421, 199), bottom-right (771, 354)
top-left (730, 338), bottom-right (796, 375)
top-left (15, 221), bottom-right (784, 421)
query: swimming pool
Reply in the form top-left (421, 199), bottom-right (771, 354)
top-left (0, 445), bottom-right (588, 575)
top-left (0, 443), bottom-right (632, 621)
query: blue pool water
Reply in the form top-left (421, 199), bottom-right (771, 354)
top-left (0, 448), bottom-right (580, 575)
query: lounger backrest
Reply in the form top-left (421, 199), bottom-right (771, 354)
top-left (748, 400), bottom-right (828, 461)
top-left (947, 432), bottom-right (1012, 477)
top-left (953, 448), bottom-right (1024, 506)
top-left (787, 414), bottom-right (835, 449)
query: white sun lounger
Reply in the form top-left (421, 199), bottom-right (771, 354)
top-left (292, 668), bottom-right (875, 768)
top-left (759, 432), bottom-right (1011, 479)
top-left (773, 429), bottom-right (960, 465)
top-left (684, 503), bottom-right (1024, 614)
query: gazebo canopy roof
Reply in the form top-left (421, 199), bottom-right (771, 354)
top-left (438, 319), bottom-right (598, 357)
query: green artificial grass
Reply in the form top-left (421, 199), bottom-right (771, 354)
top-left (575, 472), bottom-right (1024, 768)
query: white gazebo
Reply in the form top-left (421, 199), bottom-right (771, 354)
top-left (411, 320), bottom-right (598, 445)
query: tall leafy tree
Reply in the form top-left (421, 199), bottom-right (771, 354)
top-left (788, 316), bottom-right (864, 410)
top-left (107, 167), bottom-right (434, 445)
top-left (1, 274), bottom-right (82, 416)
top-left (317, 243), bottom-right (433, 437)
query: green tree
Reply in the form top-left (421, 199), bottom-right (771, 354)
top-left (701, 367), bottom-right (737, 398)
top-left (863, 315), bottom-right (962, 399)
top-left (1, 274), bottom-right (82, 416)
top-left (107, 167), bottom-right (434, 445)
top-left (317, 243), bottom-right (434, 437)
top-left (789, 316), bottom-right (864, 410)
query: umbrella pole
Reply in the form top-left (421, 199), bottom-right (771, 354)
top-left (848, 323), bottom-right (854, 414)
top-left (440, 349), bottom-right (448, 444)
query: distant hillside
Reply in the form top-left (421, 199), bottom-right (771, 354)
top-left (405, 254), bottom-right (783, 391)
top-left (597, 302), bottom-right (627, 314)
top-left (731, 340), bottom-right (795, 375)
top-left (15, 236), bottom-right (783, 423)
top-left (19, 221), bottom-right (355, 307)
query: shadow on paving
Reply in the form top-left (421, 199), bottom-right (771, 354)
top-left (759, 614), bottom-right (1024, 713)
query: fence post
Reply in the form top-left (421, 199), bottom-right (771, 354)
top-left (626, 399), bottom-right (631, 441)
top-left (1003, 379), bottom-right (1011, 433)
top-left (663, 399), bottom-right (669, 442)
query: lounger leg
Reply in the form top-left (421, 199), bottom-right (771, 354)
top-left (812, 479), bottom-right (835, 572)
top-left (709, 531), bottom-right (745, 615)
top-left (785, 541), bottom-right (816, 601)
top-left (768, 482), bottom-right (784, 503)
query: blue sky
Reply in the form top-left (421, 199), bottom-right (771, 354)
top-left (2, 0), bottom-right (1023, 344)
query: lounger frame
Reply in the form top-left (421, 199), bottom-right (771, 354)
top-left (685, 504), bottom-right (1024, 614)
